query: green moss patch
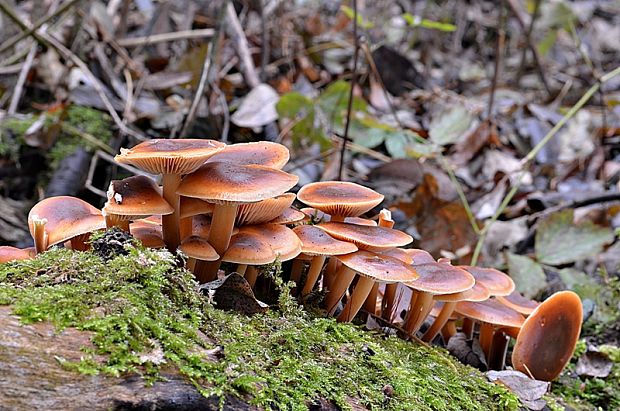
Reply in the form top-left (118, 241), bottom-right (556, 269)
top-left (0, 245), bottom-right (519, 410)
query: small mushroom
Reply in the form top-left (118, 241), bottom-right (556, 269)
top-left (206, 141), bottom-right (290, 169)
top-left (0, 246), bottom-right (35, 263)
top-left (222, 232), bottom-right (276, 277)
top-left (496, 290), bottom-right (540, 316)
top-left (178, 236), bottom-right (220, 273)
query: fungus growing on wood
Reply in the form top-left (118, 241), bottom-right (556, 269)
top-left (115, 138), bottom-right (226, 252)
top-left (28, 196), bottom-right (106, 253)
top-left (292, 225), bottom-right (358, 296)
top-left (177, 162), bottom-right (298, 282)
top-left (333, 251), bottom-right (418, 322)
top-left (206, 141), bottom-right (290, 169)
top-left (511, 291), bottom-right (582, 381)
top-left (297, 181), bottom-right (384, 222)
top-left (103, 175), bottom-right (173, 231)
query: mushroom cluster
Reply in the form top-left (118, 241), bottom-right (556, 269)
top-left (3, 139), bottom-right (583, 382)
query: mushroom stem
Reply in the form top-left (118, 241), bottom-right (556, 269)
top-left (196, 203), bottom-right (239, 282)
top-left (362, 283), bottom-right (380, 314)
top-left (179, 216), bottom-right (192, 240)
top-left (403, 291), bottom-right (434, 335)
top-left (237, 264), bottom-right (248, 275)
top-left (462, 318), bottom-right (475, 339)
top-left (290, 259), bottom-right (305, 285)
top-left (31, 216), bottom-right (48, 254)
top-left (337, 276), bottom-right (375, 322)
top-left (441, 320), bottom-right (457, 343)
top-left (479, 322), bottom-right (495, 359)
top-left (422, 301), bottom-right (457, 343)
top-left (301, 255), bottom-right (327, 296)
top-left (325, 266), bottom-right (356, 315)
top-left (162, 173), bottom-right (182, 252)
top-left (322, 257), bottom-right (339, 289)
top-left (382, 283), bottom-right (399, 321)
top-left (245, 266), bottom-right (259, 288)
top-left (488, 329), bottom-right (510, 371)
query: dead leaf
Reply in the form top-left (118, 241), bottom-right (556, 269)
top-left (487, 370), bottom-right (549, 410)
top-left (575, 348), bottom-right (613, 378)
top-left (231, 84), bottom-right (279, 128)
top-left (200, 273), bottom-right (268, 315)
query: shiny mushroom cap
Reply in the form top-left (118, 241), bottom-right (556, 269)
top-left (293, 225), bottom-right (358, 256)
top-left (459, 266), bottom-right (515, 297)
top-left (404, 249), bottom-right (436, 265)
top-left (177, 162), bottom-right (298, 205)
top-left (129, 220), bottom-right (165, 248)
top-left (0, 246), bottom-right (35, 263)
top-left (381, 248), bottom-right (413, 264)
top-left (405, 263), bottom-right (475, 295)
top-left (455, 299), bottom-right (525, 328)
top-left (240, 224), bottom-right (302, 261)
top-left (179, 236), bottom-right (220, 261)
top-left (435, 281), bottom-right (491, 302)
top-left (300, 207), bottom-right (376, 226)
top-left (206, 141), bottom-right (290, 169)
top-left (103, 175), bottom-right (174, 220)
top-left (269, 208), bottom-right (306, 225)
top-left (512, 291), bottom-right (582, 381)
top-left (317, 222), bottom-right (413, 252)
top-left (497, 290), bottom-right (540, 316)
top-left (222, 232), bottom-right (276, 265)
top-left (297, 181), bottom-right (384, 218)
top-left (115, 139), bottom-right (226, 175)
top-left (180, 197), bottom-right (214, 219)
top-left (337, 250), bottom-right (419, 283)
top-left (236, 193), bottom-right (296, 226)
top-left (28, 196), bottom-right (106, 247)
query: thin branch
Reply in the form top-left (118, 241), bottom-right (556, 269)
top-left (7, 43), bottom-right (36, 114)
top-left (115, 29), bottom-right (215, 48)
top-left (0, 0), bottom-right (82, 55)
top-left (470, 64), bottom-right (620, 265)
top-left (337, 0), bottom-right (360, 181)
top-left (486, 0), bottom-right (505, 121)
top-left (225, 2), bottom-right (260, 88)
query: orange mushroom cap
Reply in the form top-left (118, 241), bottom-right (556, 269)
top-left (403, 249), bottom-right (436, 265)
top-left (115, 139), bottom-right (226, 175)
top-left (269, 208), bottom-right (306, 225)
top-left (297, 181), bottom-right (384, 218)
top-left (0, 246), bottom-right (35, 263)
top-left (497, 290), bottom-right (540, 316)
top-left (459, 266), bottom-right (515, 297)
top-left (180, 197), bottom-right (214, 219)
top-left (405, 263), bottom-right (475, 295)
top-left (206, 141), bottom-right (290, 169)
top-left (293, 225), bottom-right (358, 256)
top-left (337, 250), bottom-right (419, 283)
top-left (512, 291), bottom-right (582, 381)
top-left (179, 236), bottom-right (220, 261)
top-left (236, 193), bottom-right (296, 226)
top-left (240, 224), bottom-right (302, 261)
top-left (104, 175), bottom-right (174, 220)
top-left (317, 222), bottom-right (413, 251)
top-left (300, 207), bottom-right (377, 226)
top-left (381, 248), bottom-right (414, 264)
top-left (455, 299), bottom-right (525, 328)
top-left (435, 281), bottom-right (491, 302)
top-left (222, 232), bottom-right (276, 265)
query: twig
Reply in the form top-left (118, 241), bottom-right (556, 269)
top-left (214, 85), bottom-right (230, 143)
top-left (516, 0), bottom-right (541, 80)
top-left (7, 43), bottom-right (36, 114)
top-left (0, 0), bottom-right (82, 55)
top-left (486, 0), bottom-right (505, 121)
top-left (0, 62), bottom-right (23, 75)
top-left (115, 29), bottom-right (215, 47)
top-left (0, 0), bottom-right (146, 141)
top-left (260, 0), bottom-right (269, 82)
top-left (337, 0), bottom-right (360, 181)
top-left (225, 2), bottom-right (260, 88)
top-left (470, 64), bottom-right (620, 265)
top-left (177, 0), bottom-right (228, 139)
top-left (61, 123), bottom-right (115, 154)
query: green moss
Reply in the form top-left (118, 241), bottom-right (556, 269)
top-left (552, 340), bottom-right (620, 410)
top-left (0, 245), bottom-right (519, 410)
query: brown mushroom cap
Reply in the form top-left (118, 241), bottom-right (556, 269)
top-left (115, 139), bottom-right (226, 175)
top-left (512, 291), bottom-right (582, 381)
top-left (403, 249), bottom-right (436, 265)
top-left (177, 162), bottom-right (298, 204)
top-left (455, 299), bottom-right (525, 328)
top-left (222, 232), bottom-right (276, 265)
top-left (0, 246), bottom-right (35, 263)
top-left (180, 197), bottom-right (214, 219)
top-left (317, 222), bottom-right (412, 251)
top-left (300, 207), bottom-right (376, 226)
top-left (337, 250), bottom-right (419, 283)
top-left (179, 236), bottom-right (220, 261)
top-left (240, 223), bottom-right (301, 261)
top-left (381, 248), bottom-right (413, 264)
top-left (236, 193), bottom-right (296, 226)
top-left (191, 215), bottom-right (239, 238)
top-left (269, 208), bottom-right (306, 225)
top-left (206, 141), bottom-right (290, 169)
top-left (459, 266), bottom-right (515, 297)
top-left (435, 281), bottom-right (491, 302)
top-left (497, 290), bottom-right (540, 315)
top-left (104, 175), bottom-right (174, 220)
top-left (293, 225), bottom-right (358, 256)
top-left (405, 263), bottom-right (475, 295)
top-left (297, 182), bottom-right (384, 218)
top-left (28, 196), bottom-right (106, 248)
top-left (129, 220), bottom-right (165, 248)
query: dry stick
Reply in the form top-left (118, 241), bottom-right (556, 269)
top-left (177, 1), bottom-right (228, 139)
top-left (259, 0), bottom-right (269, 82)
top-left (0, 0), bottom-right (146, 141)
top-left (470, 64), bottom-right (620, 265)
top-left (225, 2), bottom-right (260, 88)
top-left (337, 0), bottom-right (360, 181)
top-left (0, 0), bottom-right (82, 56)
top-left (515, 0), bottom-right (541, 82)
top-left (116, 29), bottom-right (215, 48)
top-left (486, 0), bottom-right (506, 123)
top-left (7, 43), bottom-right (36, 114)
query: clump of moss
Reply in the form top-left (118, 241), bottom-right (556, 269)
top-left (0, 245), bottom-right (519, 410)
top-left (552, 340), bottom-right (620, 410)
